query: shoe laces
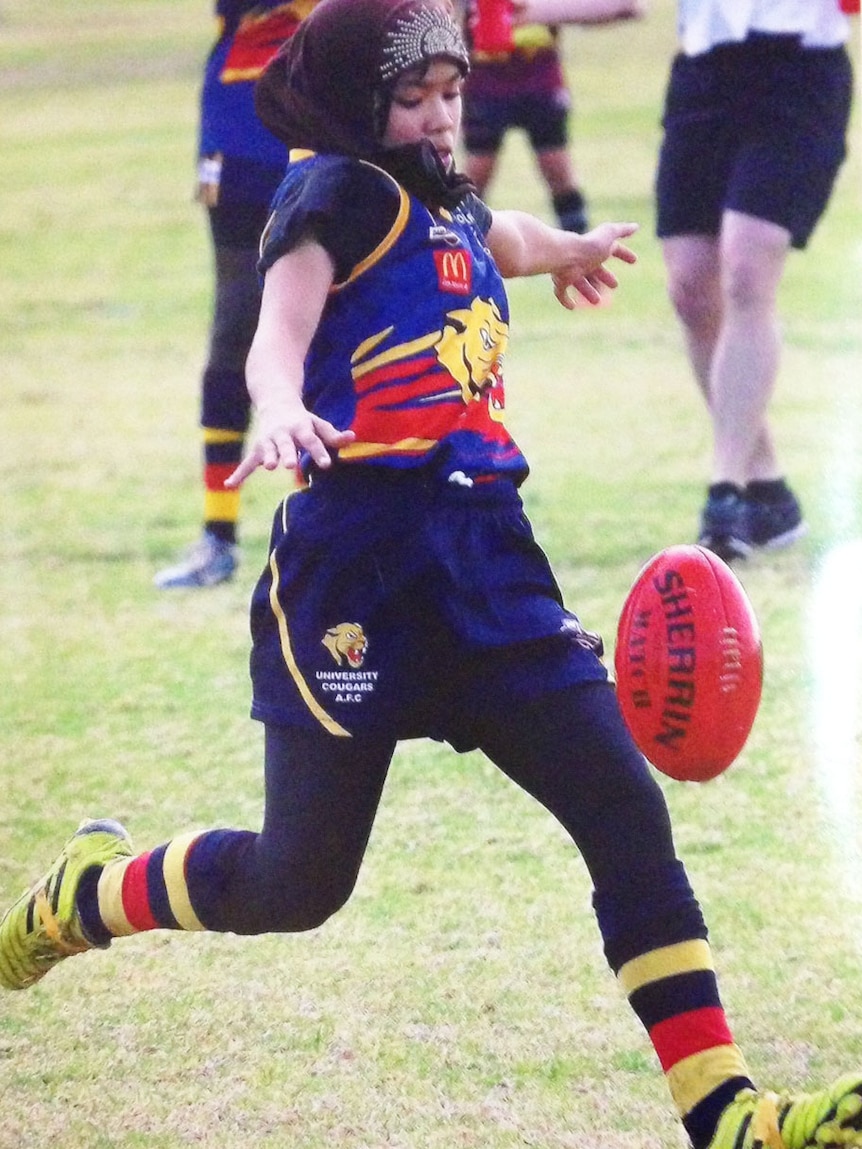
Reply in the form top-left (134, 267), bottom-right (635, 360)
top-left (741, 1082), bottom-right (862, 1149)
top-left (751, 1092), bottom-right (785, 1149)
top-left (779, 1085), bottom-right (862, 1149)
top-left (33, 889), bottom-right (89, 956)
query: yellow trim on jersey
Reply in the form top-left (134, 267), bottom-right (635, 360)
top-left (667, 1044), bottom-right (752, 1117)
top-left (513, 24), bottom-right (556, 52)
top-left (163, 833), bottom-right (207, 932)
top-left (332, 169), bottom-right (411, 292)
top-left (618, 939), bottom-right (714, 996)
top-left (268, 550), bottom-right (351, 737)
top-left (338, 439), bottom-right (438, 460)
top-left (352, 330), bottom-right (440, 377)
top-left (221, 67), bottom-right (268, 82)
top-left (262, 154), bottom-right (409, 287)
top-left (351, 326), bottom-right (395, 365)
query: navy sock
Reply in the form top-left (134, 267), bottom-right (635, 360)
top-left (745, 478), bottom-right (791, 504)
top-left (75, 867), bottom-right (113, 947)
top-left (552, 189), bottom-right (588, 233)
top-left (708, 481), bottom-right (743, 500)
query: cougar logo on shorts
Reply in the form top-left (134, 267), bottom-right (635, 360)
top-left (322, 623), bottom-right (368, 668)
top-left (435, 297), bottom-right (509, 405)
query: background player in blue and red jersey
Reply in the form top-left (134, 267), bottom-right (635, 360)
top-left (4, 5), bottom-right (862, 1149)
top-left (460, 0), bottom-right (643, 234)
top-left (156, 1), bottom-right (317, 589)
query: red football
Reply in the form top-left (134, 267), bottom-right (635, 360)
top-left (614, 545), bottom-right (763, 782)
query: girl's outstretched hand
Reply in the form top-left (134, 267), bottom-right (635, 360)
top-left (551, 221), bottom-right (639, 309)
top-left (225, 403), bottom-right (355, 488)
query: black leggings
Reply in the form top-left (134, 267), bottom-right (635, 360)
top-left (199, 202), bottom-right (269, 433)
top-left (191, 681), bottom-right (697, 962)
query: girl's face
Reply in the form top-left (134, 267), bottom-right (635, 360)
top-left (380, 58), bottom-right (463, 170)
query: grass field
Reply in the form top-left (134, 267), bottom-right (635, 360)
top-left (1, 3), bottom-right (861, 1147)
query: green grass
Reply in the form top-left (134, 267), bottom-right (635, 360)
top-left (1, 2), bottom-right (861, 1146)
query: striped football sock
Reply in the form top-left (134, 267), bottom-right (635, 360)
top-left (95, 832), bottom-right (208, 936)
top-left (620, 939), bottom-right (754, 1148)
top-left (203, 426), bottom-right (244, 543)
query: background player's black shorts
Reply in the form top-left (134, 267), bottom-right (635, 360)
top-left (249, 466), bottom-right (607, 747)
top-left (656, 36), bottom-right (852, 249)
top-left (207, 155), bottom-right (285, 247)
top-left (463, 87), bottom-right (571, 154)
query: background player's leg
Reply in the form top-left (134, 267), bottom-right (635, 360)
top-left (155, 203), bottom-right (265, 590)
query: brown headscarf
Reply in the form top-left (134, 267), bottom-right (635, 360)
top-left (255, 0), bottom-right (474, 209)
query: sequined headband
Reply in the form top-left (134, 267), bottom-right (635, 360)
top-left (379, 6), bottom-right (470, 83)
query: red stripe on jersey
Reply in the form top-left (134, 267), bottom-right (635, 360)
top-left (353, 353), bottom-right (440, 395)
top-left (357, 375), bottom-right (462, 414)
top-left (650, 1007), bottom-right (735, 1072)
top-left (459, 396), bottom-right (511, 440)
top-left (352, 394), bottom-right (460, 445)
top-left (121, 853), bottom-right (160, 932)
top-left (220, 9), bottom-right (302, 81)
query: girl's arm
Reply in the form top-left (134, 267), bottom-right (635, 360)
top-left (514, 0), bottom-right (646, 25)
top-left (486, 210), bottom-right (638, 308)
top-left (226, 238), bottom-right (355, 487)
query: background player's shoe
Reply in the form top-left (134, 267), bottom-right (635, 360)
top-left (745, 486), bottom-right (807, 550)
top-left (554, 188), bottom-right (589, 233)
top-left (154, 530), bottom-right (238, 589)
top-left (698, 486), bottom-right (752, 562)
top-left (0, 819), bottom-right (132, 991)
top-left (708, 1075), bottom-right (862, 1149)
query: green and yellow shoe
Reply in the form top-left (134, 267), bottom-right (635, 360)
top-left (0, 819), bottom-right (132, 991)
top-left (708, 1075), bottom-right (862, 1149)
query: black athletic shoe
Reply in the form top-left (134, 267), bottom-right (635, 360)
top-left (745, 487), bottom-right (807, 550)
top-left (554, 189), bottom-right (589, 234)
top-left (698, 487), bottom-right (752, 562)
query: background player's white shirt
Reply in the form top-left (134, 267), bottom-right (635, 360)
top-left (677, 0), bottom-right (849, 56)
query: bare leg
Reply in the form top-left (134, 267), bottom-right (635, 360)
top-left (661, 232), bottom-right (722, 404)
top-left (709, 210), bottom-right (790, 485)
top-left (462, 149), bottom-right (498, 198)
top-left (663, 213), bottom-right (790, 488)
top-left (536, 145), bottom-right (588, 231)
top-left (534, 144), bottom-right (581, 198)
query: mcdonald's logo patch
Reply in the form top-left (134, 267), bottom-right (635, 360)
top-left (433, 248), bottom-right (472, 294)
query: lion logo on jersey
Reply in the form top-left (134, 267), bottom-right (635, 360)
top-left (436, 297), bottom-right (508, 405)
top-left (322, 623), bottom-right (368, 668)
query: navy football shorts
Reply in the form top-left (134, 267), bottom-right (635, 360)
top-left (249, 467), bottom-right (607, 748)
top-left (462, 87), bottom-right (571, 155)
top-left (207, 155), bottom-right (285, 248)
top-left (656, 37), bottom-right (852, 249)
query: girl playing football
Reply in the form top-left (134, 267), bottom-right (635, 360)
top-left (2, 5), bottom-right (860, 1149)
